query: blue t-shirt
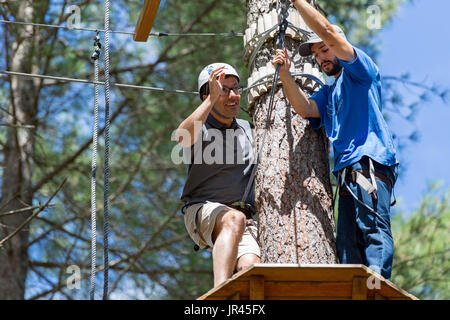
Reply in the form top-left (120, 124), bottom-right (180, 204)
top-left (309, 46), bottom-right (398, 174)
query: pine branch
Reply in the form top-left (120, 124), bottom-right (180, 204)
top-left (0, 203), bottom-right (55, 218)
top-left (0, 177), bottom-right (66, 248)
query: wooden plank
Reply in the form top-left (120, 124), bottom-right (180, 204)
top-left (264, 281), bottom-right (353, 298)
top-left (364, 267), bottom-right (419, 300)
top-left (198, 280), bottom-right (248, 300)
top-left (249, 275), bottom-right (265, 300)
top-left (205, 282), bottom-right (353, 300)
top-left (265, 296), bottom-right (351, 300)
top-left (352, 276), bottom-right (368, 300)
top-left (237, 264), bottom-right (371, 282)
top-left (134, 0), bottom-right (161, 42)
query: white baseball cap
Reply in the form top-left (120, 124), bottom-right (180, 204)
top-left (197, 62), bottom-right (240, 99)
top-left (299, 24), bottom-right (347, 57)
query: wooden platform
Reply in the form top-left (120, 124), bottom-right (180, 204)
top-left (198, 264), bottom-right (418, 300)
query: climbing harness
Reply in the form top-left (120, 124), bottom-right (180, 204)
top-left (334, 158), bottom-right (396, 227)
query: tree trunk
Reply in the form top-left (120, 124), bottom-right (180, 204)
top-left (246, 0), bottom-right (337, 264)
top-left (0, 0), bottom-right (42, 299)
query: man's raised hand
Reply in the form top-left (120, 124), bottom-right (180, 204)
top-left (272, 48), bottom-right (291, 80)
top-left (208, 66), bottom-right (226, 103)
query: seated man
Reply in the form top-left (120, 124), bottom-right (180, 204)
top-left (176, 63), bottom-right (260, 287)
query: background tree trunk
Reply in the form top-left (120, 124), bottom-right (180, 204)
top-left (0, 0), bottom-right (42, 299)
top-left (246, 0), bottom-right (338, 264)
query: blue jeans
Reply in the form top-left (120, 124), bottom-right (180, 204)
top-left (336, 157), bottom-right (398, 280)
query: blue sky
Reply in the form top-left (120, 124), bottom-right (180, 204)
top-left (377, 0), bottom-right (450, 214)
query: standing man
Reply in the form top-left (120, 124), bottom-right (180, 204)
top-left (272, 0), bottom-right (398, 280)
top-left (176, 63), bottom-right (260, 287)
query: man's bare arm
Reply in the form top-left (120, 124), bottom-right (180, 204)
top-left (273, 48), bottom-right (319, 118)
top-left (176, 67), bottom-right (225, 147)
top-left (176, 96), bottom-right (215, 147)
top-left (292, 0), bottom-right (355, 62)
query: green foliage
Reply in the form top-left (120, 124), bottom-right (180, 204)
top-left (391, 183), bottom-right (450, 300)
top-left (2, 0), bottom-right (445, 300)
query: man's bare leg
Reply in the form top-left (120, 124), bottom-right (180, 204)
top-left (211, 209), bottom-right (246, 287)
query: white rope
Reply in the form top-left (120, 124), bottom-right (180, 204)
top-left (89, 32), bottom-right (101, 301)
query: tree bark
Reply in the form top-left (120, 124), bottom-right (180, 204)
top-left (0, 0), bottom-right (43, 299)
top-left (246, 0), bottom-right (337, 264)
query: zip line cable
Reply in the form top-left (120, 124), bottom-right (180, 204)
top-left (0, 19), bottom-right (243, 37)
top-left (0, 70), bottom-right (198, 95)
top-left (0, 13), bottom-right (312, 98)
top-left (0, 69), bottom-right (323, 98)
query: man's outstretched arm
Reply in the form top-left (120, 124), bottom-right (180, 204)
top-left (291, 0), bottom-right (355, 62)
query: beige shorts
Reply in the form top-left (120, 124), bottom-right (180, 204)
top-left (184, 201), bottom-right (261, 259)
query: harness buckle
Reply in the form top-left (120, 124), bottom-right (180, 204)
top-left (230, 201), bottom-right (256, 218)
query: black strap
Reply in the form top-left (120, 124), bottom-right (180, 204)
top-left (193, 204), bottom-right (210, 251)
top-left (181, 200), bottom-right (205, 215)
top-left (180, 201), bottom-right (210, 251)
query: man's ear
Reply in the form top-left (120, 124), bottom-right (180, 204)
top-left (202, 94), bottom-right (208, 101)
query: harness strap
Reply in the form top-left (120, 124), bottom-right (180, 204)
top-left (193, 204), bottom-right (210, 251)
top-left (229, 201), bottom-right (256, 218)
top-left (181, 200), bottom-right (205, 215)
top-left (228, 202), bottom-right (260, 247)
top-left (341, 178), bottom-right (389, 227)
top-left (352, 172), bottom-right (377, 198)
top-left (228, 202), bottom-right (260, 248)
top-left (348, 158), bottom-right (378, 199)
top-left (245, 218), bottom-right (261, 248)
top-left (337, 158), bottom-right (393, 227)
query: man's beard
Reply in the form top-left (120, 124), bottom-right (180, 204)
top-left (321, 58), bottom-right (342, 76)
